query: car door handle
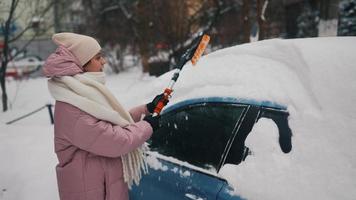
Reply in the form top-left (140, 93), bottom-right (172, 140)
top-left (185, 193), bottom-right (206, 200)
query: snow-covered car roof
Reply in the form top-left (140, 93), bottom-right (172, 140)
top-left (153, 37), bottom-right (356, 117)
top-left (147, 37), bottom-right (356, 200)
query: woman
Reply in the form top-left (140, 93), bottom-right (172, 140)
top-left (43, 32), bottom-right (165, 200)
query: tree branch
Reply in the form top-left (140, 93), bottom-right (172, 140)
top-left (8, 0), bottom-right (55, 43)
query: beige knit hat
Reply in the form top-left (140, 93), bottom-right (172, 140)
top-left (52, 32), bottom-right (101, 66)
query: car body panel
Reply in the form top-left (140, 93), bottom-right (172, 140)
top-left (130, 154), bottom-right (227, 200)
top-left (130, 158), bottom-right (191, 200)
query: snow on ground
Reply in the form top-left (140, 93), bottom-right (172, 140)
top-left (1, 37), bottom-right (356, 200)
top-left (0, 125), bottom-right (57, 200)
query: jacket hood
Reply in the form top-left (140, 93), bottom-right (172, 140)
top-left (42, 46), bottom-right (83, 77)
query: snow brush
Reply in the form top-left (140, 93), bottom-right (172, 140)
top-left (153, 32), bottom-right (210, 116)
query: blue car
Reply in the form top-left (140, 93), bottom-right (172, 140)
top-left (130, 97), bottom-right (292, 200)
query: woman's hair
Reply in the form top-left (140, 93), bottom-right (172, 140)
top-left (83, 60), bottom-right (91, 69)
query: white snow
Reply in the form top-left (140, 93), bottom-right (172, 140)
top-left (1, 37), bottom-right (356, 200)
top-left (181, 170), bottom-right (191, 177)
top-left (145, 153), bottom-right (168, 171)
top-left (145, 151), bottom-right (217, 177)
top-left (318, 19), bottom-right (339, 37)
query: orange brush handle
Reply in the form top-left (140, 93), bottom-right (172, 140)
top-left (153, 33), bottom-right (210, 116)
top-left (191, 34), bottom-right (210, 65)
top-left (153, 88), bottom-right (172, 115)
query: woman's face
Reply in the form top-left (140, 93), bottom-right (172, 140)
top-left (83, 53), bottom-right (106, 72)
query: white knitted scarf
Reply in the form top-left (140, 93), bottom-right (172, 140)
top-left (48, 72), bottom-right (148, 188)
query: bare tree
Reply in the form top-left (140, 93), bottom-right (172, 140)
top-left (80, 0), bottom-right (147, 73)
top-left (82, 0), bottom-right (230, 74)
top-left (138, 0), bottom-right (230, 69)
top-left (242, 0), bottom-right (251, 43)
top-left (165, 0), bottom-right (224, 59)
top-left (81, 0), bottom-right (278, 74)
top-left (257, 0), bottom-right (269, 40)
top-left (0, 0), bottom-right (18, 112)
top-left (0, 0), bottom-right (55, 112)
top-left (318, 0), bottom-right (340, 36)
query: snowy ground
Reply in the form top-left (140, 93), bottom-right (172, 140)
top-left (1, 37), bottom-right (356, 200)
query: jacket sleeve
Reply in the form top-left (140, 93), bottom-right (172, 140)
top-left (67, 111), bottom-right (153, 158)
top-left (129, 104), bottom-right (150, 122)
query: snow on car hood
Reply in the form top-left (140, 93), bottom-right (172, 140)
top-left (150, 37), bottom-right (356, 200)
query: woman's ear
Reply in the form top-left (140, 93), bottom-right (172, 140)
top-left (83, 60), bottom-right (91, 71)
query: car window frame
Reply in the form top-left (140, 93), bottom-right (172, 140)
top-left (217, 104), bottom-right (259, 170)
top-left (150, 101), bottom-right (250, 175)
top-left (256, 106), bottom-right (293, 153)
top-left (147, 99), bottom-right (292, 177)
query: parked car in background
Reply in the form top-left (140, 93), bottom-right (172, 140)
top-left (130, 97), bottom-right (292, 200)
top-left (5, 56), bottom-right (44, 79)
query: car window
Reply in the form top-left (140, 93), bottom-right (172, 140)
top-left (258, 107), bottom-right (292, 153)
top-left (149, 103), bottom-right (245, 171)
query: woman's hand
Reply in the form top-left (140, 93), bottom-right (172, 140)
top-left (143, 115), bottom-right (160, 131)
top-left (146, 93), bottom-right (169, 113)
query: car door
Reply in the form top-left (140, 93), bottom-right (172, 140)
top-left (131, 152), bottom-right (229, 200)
top-left (130, 155), bottom-right (193, 200)
top-left (130, 102), bottom-right (248, 199)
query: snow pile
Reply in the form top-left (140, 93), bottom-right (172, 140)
top-left (209, 37), bottom-right (356, 200)
top-left (1, 37), bottom-right (356, 200)
top-left (0, 125), bottom-right (58, 200)
top-left (151, 37), bottom-right (356, 199)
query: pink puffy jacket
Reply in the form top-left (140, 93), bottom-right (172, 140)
top-left (43, 46), bottom-right (153, 200)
